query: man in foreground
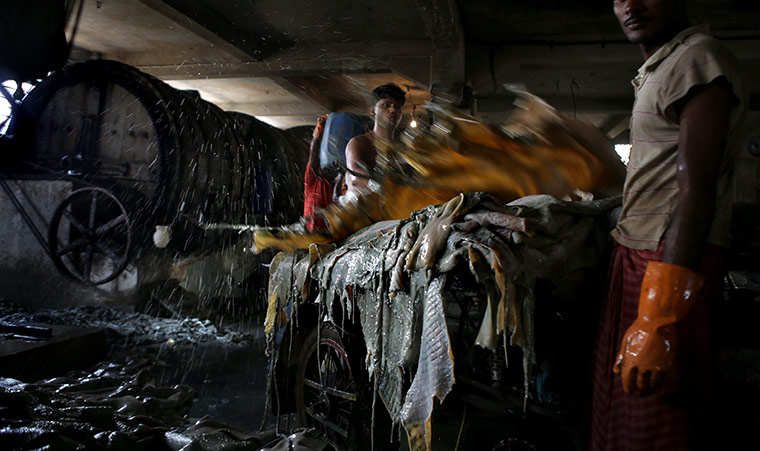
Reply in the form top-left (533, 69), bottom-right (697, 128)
top-left (343, 83), bottom-right (406, 197)
top-left (591, 0), bottom-right (746, 449)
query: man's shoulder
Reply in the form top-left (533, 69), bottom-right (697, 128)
top-left (660, 31), bottom-right (741, 85)
top-left (348, 132), bottom-right (374, 147)
top-left (678, 31), bottom-right (735, 61)
top-left (346, 132), bottom-right (375, 154)
top-left (685, 30), bottom-right (719, 44)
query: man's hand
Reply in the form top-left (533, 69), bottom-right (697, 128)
top-left (613, 261), bottom-right (704, 396)
top-left (309, 114), bottom-right (330, 173)
top-left (313, 114), bottom-right (328, 141)
top-left (614, 322), bottom-right (676, 396)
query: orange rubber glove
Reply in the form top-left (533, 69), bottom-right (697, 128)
top-left (613, 261), bottom-right (704, 396)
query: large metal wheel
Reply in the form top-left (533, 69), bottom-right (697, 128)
top-left (295, 325), bottom-right (361, 449)
top-left (48, 186), bottom-right (132, 285)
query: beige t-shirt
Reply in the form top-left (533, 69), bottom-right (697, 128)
top-left (611, 26), bottom-right (747, 250)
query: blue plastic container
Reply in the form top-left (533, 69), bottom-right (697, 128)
top-left (319, 112), bottom-right (367, 169)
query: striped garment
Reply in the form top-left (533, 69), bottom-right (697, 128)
top-left (611, 25), bottom-right (746, 251)
top-left (590, 243), bottom-right (725, 451)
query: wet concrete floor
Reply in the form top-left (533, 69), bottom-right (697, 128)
top-left (150, 320), bottom-right (271, 433)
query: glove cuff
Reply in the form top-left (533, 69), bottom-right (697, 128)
top-left (637, 261), bottom-right (705, 324)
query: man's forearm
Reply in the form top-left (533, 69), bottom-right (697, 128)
top-left (308, 135), bottom-right (324, 176)
top-left (662, 189), bottom-right (716, 270)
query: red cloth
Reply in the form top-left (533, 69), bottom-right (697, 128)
top-left (303, 161), bottom-right (333, 232)
top-left (590, 242), bottom-right (724, 451)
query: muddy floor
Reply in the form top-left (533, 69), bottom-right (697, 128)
top-left (0, 300), bottom-right (328, 450)
top-left (2, 285), bottom-right (759, 451)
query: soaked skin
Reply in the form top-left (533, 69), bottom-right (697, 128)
top-left (250, 92), bottom-right (625, 253)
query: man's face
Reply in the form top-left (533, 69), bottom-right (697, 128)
top-left (613, 0), bottom-right (686, 45)
top-left (373, 97), bottom-right (403, 129)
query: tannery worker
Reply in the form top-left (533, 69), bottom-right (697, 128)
top-left (591, 0), bottom-right (746, 449)
top-left (344, 83), bottom-right (406, 197)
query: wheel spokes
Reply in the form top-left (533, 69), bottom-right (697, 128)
top-left (83, 243), bottom-right (93, 283)
top-left (95, 213), bottom-right (128, 235)
top-left (304, 407), bottom-right (350, 438)
top-left (88, 191), bottom-right (98, 230)
top-left (93, 241), bottom-right (125, 261)
top-left (303, 377), bottom-right (358, 401)
top-left (62, 208), bottom-right (89, 235)
top-left (56, 237), bottom-right (89, 256)
top-left (48, 187), bottom-right (132, 285)
top-left (299, 335), bottom-right (360, 444)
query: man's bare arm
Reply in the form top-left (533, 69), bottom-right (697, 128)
top-left (662, 81), bottom-right (735, 269)
top-left (308, 115), bottom-right (328, 176)
top-left (345, 135), bottom-right (373, 194)
top-left (308, 133), bottom-right (322, 175)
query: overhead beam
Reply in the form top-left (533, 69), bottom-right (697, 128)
top-left (135, 41), bottom-right (436, 81)
top-left (271, 77), bottom-right (334, 113)
top-left (139, 0), bottom-right (253, 61)
top-left (139, 57), bottom-right (393, 80)
top-left (132, 38), bottom-right (439, 121)
top-left (212, 101), bottom-right (325, 117)
top-left (603, 114), bottom-right (632, 139)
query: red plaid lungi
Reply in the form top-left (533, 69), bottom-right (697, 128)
top-left (590, 242), bottom-right (725, 451)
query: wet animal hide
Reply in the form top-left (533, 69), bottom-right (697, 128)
top-left (265, 192), bottom-right (620, 450)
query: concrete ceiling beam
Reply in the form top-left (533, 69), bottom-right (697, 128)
top-left (213, 101), bottom-right (325, 117)
top-left (138, 57), bottom-right (392, 80)
top-left (283, 41), bottom-right (436, 60)
top-left (271, 77), bottom-right (334, 114)
top-left (134, 41), bottom-right (437, 80)
top-left (139, 0), bottom-right (253, 61)
top-left (601, 114), bottom-right (632, 139)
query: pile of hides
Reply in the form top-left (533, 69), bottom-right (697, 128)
top-left (265, 192), bottom-right (620, 450)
